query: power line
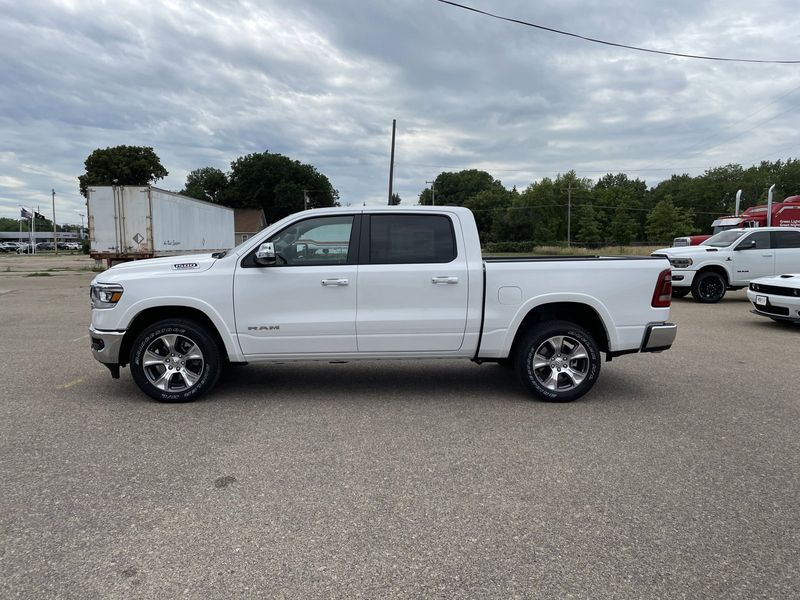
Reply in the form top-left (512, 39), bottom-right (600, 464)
top-left (436, 0), bottom-right (800, 64)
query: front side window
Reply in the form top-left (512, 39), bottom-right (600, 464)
top-left (369, 215), bottom-right (456, 264)
top-left (266, 215), bottom-right (354, 266)
top-left (735, 231), bottom-right (771, 251)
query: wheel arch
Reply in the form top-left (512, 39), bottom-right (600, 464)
top-left (507, 302), bottom-right (610, 361)
top-left (695, 264), bottom-right (730, 285)
top-left (119, 306), bottom-right (230, 367)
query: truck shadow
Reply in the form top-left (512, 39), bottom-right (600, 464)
top-left (217, 361), bottom-right (532, 405)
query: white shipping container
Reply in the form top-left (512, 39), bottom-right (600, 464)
top-left (88, 186), bottom-right (234, 256)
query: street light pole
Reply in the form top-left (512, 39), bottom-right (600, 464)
top-left (425, 180), bottom-right (436, 206)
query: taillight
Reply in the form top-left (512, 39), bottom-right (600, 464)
top-left (652, 269), bottom-right (672, 307)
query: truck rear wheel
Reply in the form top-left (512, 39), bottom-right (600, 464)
top-left (691, 271), bottom-right (726, 303)
top-left (516, 320), bottom-right (601, 402)
top-left (130, 319), bottom-right (221, 402)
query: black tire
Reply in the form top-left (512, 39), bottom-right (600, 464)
top-left (691, 271), bottom-right (726, 303)
top-left (130, 319), bottom-right (221, 402)
top-left (671, 288), bottom-right (690, 298)
top-left (515, 320), bottom-right (601, 403)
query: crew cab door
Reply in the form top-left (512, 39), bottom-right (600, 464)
top-left (772, 229), bottom-right (800, 273)
top-left (731, 230), bottom-right (773, 283)
top-left (233, 214), bottom-right (359, 356)
top-left (356, 213), bottom-right (468, 352)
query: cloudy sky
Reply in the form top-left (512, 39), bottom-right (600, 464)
top-left (1, 0), bottom-right (799, 223)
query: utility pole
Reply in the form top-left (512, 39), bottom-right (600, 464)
top-left (565, 184), bottom-right (574, 248)
top-left (52, 189), bottom-right (58, 255)
top-left (425, 180), bottom-right (436, 206)
top-left (387, 119), bottom-right (396, 205)
top-left (77, 211), bottom-right (85, 240)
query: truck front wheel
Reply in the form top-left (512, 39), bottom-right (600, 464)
top-left (516, 320), bottom-right (601, 403)
top-left (691, 271), bottom-right (726, 303)
top-left (130, 319), bottom-right (222, 402)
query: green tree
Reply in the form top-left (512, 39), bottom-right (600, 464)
top-left (419, 169), bottom-right (503, 206)
top-left (389, 192), bottom-right (401, 205)
top-left (219, 151), bottom-right (338, 221)
top-left (646, 196), bottom-right (696, 242)
top-left (463, 187), bottom-right (512, 241)
top-left (573, 204), bottom-right (603, 244)
top-left (607, 204), bottom-right (639, 245)
top-left (181, 167), bottom-right (228, 203)
top-left (78, 145), bottom-right (168, 197)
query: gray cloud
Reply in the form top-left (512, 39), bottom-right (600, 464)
top-left (1, 0), bottom-right (799, 221)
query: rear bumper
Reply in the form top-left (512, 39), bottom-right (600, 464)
top-left (641, 322), bottom-right (677, 352)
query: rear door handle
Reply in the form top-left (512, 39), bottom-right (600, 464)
top-left (762, 254), bottom-right (774, 258)
top-left (321, 279), bottom-right (349, 286)
top-left (431, 276), bottom-right (459, 284)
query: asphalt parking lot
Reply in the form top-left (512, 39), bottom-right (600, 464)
top-left (1, 264), bottom-right (798, 599)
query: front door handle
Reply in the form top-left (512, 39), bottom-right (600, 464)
top-left (431, 276), bottom-right (459, 284)
top-left (762, 254), bottom-right (773, 257)
top-left (321, 278), bottom-right (349, 286)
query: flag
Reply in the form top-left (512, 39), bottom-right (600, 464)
top-left (21, 207), bottom-right (33, 219)
top-left (34, 211), bottom-right (47, 221)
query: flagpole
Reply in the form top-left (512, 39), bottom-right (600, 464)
top-left (52, 189), bottom-right (58, 256)
top-left (32, 206), bottom-right (36, 254)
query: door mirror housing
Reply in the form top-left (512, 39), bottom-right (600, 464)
top-left (255, 242), bottom-right (277, 265)
top-left (735, 239), bottom-right (757, 251)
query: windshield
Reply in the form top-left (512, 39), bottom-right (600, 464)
top-left (701, 230), bottom-right (746, 247)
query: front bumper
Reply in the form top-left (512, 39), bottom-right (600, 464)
top-left (669, 269), bottom-right (695, 288)
top-left (641, 322), bottom-right (677, 352)
top-left (746, 290), bottom-right (800, 322)
top-left (89, 326), bottom-right (125, 377)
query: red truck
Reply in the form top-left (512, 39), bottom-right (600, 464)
top-left (672, 188), bottom-right (800, 246)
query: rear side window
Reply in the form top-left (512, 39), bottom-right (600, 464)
top-left (369, 215), bottom-right (456, 264)
top-left (772, 230), bottom-right (800, 249)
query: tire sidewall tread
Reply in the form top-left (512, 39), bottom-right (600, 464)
top-left (515, 320), bottom-right (601, 403)
top-left (130, 319), bottom-right (221, 403)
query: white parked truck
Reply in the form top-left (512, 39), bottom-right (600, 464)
top-left (87, 185), bottom-right (234, 266)
top-left (89, 206), bottom-right (677, 403)
top-left (652, 227), bottom-right (800, 302)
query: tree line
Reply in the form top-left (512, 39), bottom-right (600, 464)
top-left (77, 145), bottom-right (339, 224)
top-left (418, 160), bottom-right (800, 246)
top-left (73, 145), bottom-right (800, 246)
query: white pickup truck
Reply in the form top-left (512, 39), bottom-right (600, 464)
top-left (652, 227), bottom-right (800, 303)
top-left (89, 206), bottom-right (676, 403)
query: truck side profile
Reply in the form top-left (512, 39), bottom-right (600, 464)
top-left (89, 206), bottom-right (677, 403)
top-left (653, 227), bottom-right (800, 302)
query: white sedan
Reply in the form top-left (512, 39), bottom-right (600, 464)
top-left (748, 274), bottom-right (800, 323)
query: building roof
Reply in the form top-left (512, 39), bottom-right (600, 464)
top-left (234, 208), bottom-right (266, 233)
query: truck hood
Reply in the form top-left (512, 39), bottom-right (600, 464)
top-left (652, 246), bottom-right (726, 257)
top-left (93, 253), bottom-right (218, 282)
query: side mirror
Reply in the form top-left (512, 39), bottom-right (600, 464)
top-left (255, 242), bottom-right (277, 265)
top-left (735, 239), bottom-right (757, 251)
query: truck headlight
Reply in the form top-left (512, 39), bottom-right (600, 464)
top-left (669, 257), bottom-right (693, 269)
top-left (90, 283), bottom-right (124, 309)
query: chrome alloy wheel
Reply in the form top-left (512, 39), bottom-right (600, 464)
top-left (530, 335), bottom-right (589, 392)
top-left (142, 333), bottom-right (205, 392)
